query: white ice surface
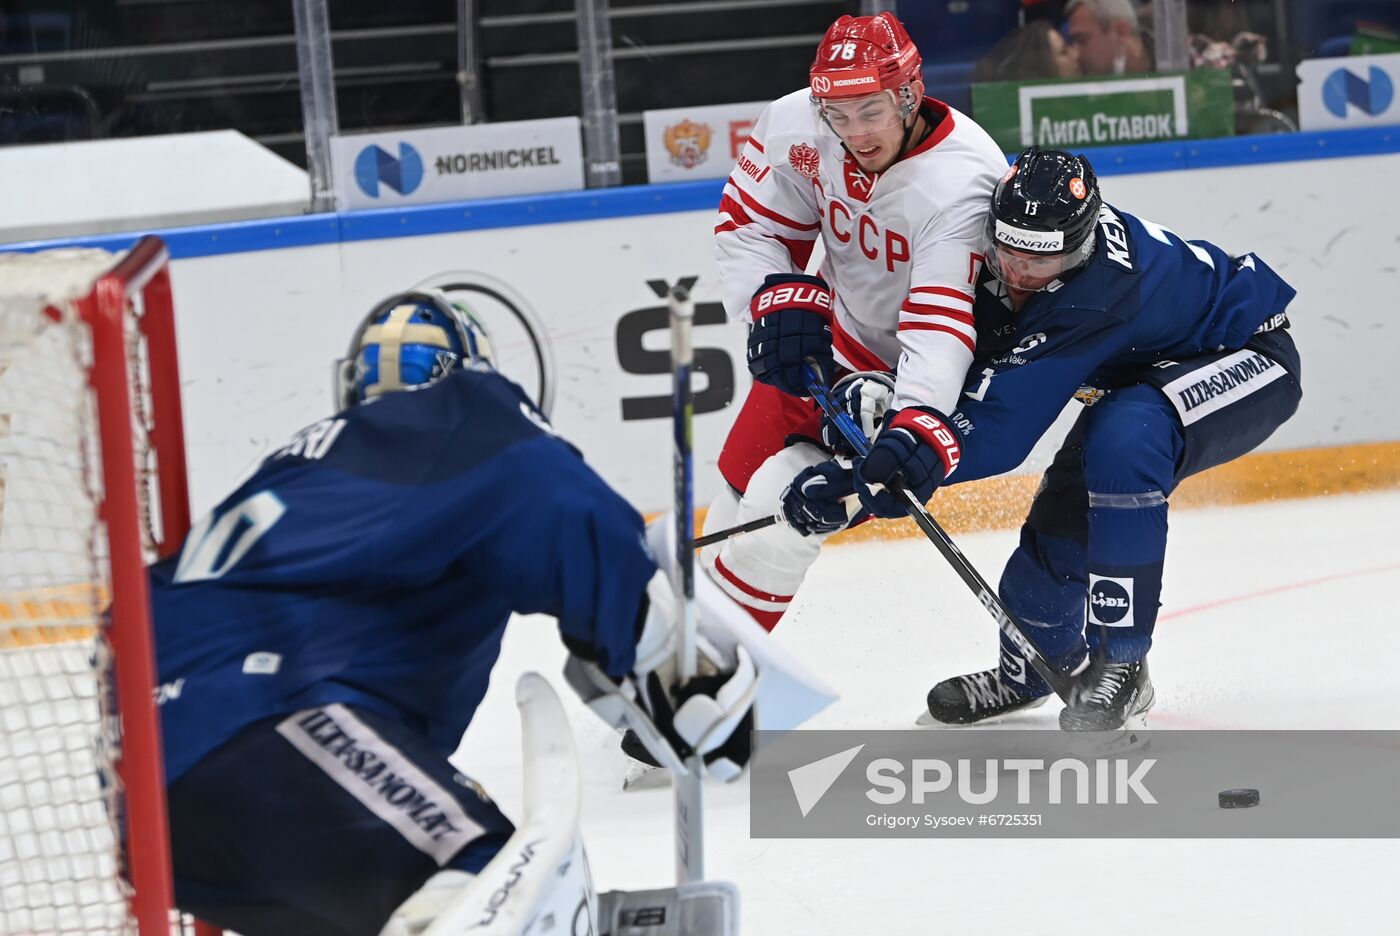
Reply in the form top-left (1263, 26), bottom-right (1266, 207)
top-left (454, 491), bottom-right (1400, 935)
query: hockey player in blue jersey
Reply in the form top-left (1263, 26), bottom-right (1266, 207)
top-left (151, 290), bottom-right (763, 935)
top-left (783, 147), bottom-right (1301, 731)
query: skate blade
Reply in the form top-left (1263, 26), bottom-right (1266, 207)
top-left (622, 763), bottom-right (671, 792)
top-left (913, 695), bottom-right (1049, 728)
top-left (1065, 713), bottom-right (1152, 757)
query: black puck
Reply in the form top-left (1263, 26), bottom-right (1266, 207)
top-left (1218, 788), bottom-right (1260, 809)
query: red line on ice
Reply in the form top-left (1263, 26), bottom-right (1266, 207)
top-left (1160, 561), bottom-right (1400, 622)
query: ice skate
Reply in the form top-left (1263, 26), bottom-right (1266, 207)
top-left (917, 668), bottom-right (1049, 726)
top-left (1059, 658), bottom-right (1154, 732)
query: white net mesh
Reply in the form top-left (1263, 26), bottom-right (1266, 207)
top-left (0, 248), bottom-right (138, 935)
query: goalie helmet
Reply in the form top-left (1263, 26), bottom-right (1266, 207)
top-left (985, 147), bottom-right (1102, 290)
top-left (334, 289), bottom-right (493, 409)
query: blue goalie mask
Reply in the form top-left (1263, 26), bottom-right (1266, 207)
top-left (335, 289), bottom-right (494, 409)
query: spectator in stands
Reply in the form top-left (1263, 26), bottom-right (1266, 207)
top-left (1064, 0), bottom-right (1153, 75)
top-left (971, 20), bottom-right (1082, 83)
top-left (1185, 2), bottom-right (1270, 71)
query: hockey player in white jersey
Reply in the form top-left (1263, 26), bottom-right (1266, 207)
top-left (704, 11), bottom-right (1008, 630)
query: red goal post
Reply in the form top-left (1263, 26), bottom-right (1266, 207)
top-left (0, 237), bottom-right (195, 933)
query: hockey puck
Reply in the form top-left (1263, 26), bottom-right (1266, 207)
top-left (1218, 788), bottom-right (1260, 809)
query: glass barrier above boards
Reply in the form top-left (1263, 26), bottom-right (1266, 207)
top-left (4, 0), bottom-right (1397, 241)
top-left (0, 0), bottom-right (321, 241)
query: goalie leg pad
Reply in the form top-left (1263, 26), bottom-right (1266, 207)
top-left (598, 882), bottom-right (740, 936)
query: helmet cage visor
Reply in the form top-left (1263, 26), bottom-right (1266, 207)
top-left (334, 290), bottom-right (494, 410)
top-left (812, 86), bottom-right (917, 139)
top-left (984, 215), bottom-right (1097, 291)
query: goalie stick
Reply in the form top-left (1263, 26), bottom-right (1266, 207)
top-left (669, 284), bottom-right (705, 884)
top-left (802, 366), bottom-right (1074, 703)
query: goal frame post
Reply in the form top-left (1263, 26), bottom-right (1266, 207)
top-left (75, 235), bottom-right (190, 932)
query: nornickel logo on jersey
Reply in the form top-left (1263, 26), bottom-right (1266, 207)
top-left (789, 143), bottom-right (820, 179)
top-left (1088, 575), bottom-right (1134, 627)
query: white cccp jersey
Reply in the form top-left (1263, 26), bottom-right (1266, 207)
top-left (716, 89), bottom-right (1007, 413)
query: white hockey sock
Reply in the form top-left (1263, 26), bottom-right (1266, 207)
top-left (701, 444), bottom-right (830, 631)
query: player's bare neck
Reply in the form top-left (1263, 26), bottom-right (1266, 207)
top-left (897, 100), bottom-right (944, 163)
top-left (1008, 286), bottom-right (1033, 309)
top-left (898, 113), bottom-right (930, 161)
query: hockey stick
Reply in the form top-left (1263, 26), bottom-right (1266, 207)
top-left (693, 490), bottom-right (864, 547)
top-left (669, 284), bottom-right (705, 884)
top-left (694, 513), bottom-right (780, 548)
top-left (802, 367), bottom-right (1074, 702)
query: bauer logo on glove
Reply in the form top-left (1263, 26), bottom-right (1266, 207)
top-left (855, 406), bottom-right (959, 517)
top-left (746, 273), bottom-right (836, 397)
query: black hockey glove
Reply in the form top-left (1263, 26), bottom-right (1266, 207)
top-left (855, 406), bottom-right (961, 518)
top-left (780, 459), bottom-right (866, 537)
top-left (746, 273), bottom-right (835, 397)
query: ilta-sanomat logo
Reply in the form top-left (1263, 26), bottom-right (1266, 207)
top-left (354, 142), bottom-right (425, 198)
top-left (1322, 66), bottom-right (1395, 119)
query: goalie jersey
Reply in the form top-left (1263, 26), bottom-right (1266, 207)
top-left (715, 90), bottom-right (1007, 414)
top-left (151, 369), bottom-right (657, 782)
top-left (946, 203), bottom-right (1298, 484)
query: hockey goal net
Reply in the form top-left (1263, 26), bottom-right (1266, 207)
top-left (0, 238), bottom-right (191, 935)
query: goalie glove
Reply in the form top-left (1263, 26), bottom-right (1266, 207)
top-left (566, 571), bottom-right (757, 782)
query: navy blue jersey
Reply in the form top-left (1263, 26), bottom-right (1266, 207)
top-left (152, 369), bottom-right (656, 782)
top-left (947, 203), bottom-right (1296, 483)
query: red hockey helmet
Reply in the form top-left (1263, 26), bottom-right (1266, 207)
top-left (809, 13), bottom-right (923, 102)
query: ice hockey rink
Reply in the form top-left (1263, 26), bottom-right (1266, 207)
top-left (456, 489), bottom-right (1400, 936)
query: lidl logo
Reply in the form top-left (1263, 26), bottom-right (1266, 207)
top-left (1322, 66), bottom-right (1394, 118)
top-left (354, 143), bottom-right (424, 198)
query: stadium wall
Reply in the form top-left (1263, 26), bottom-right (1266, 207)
top-left (5, 128), bottom-right (1397, 523)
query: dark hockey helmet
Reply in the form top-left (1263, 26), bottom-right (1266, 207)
top-left (334, 289), bottom-right (493, 409)
top-left (985, 148), bottom-right (1102, 290)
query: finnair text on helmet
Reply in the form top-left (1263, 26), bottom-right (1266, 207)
top-left (994, 221), bottom-right (1064, 252)
top-left (866, 757), bottom-right (1158, 805)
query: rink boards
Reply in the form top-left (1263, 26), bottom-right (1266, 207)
top-left (2, 128), bottom-right (1397, 519)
